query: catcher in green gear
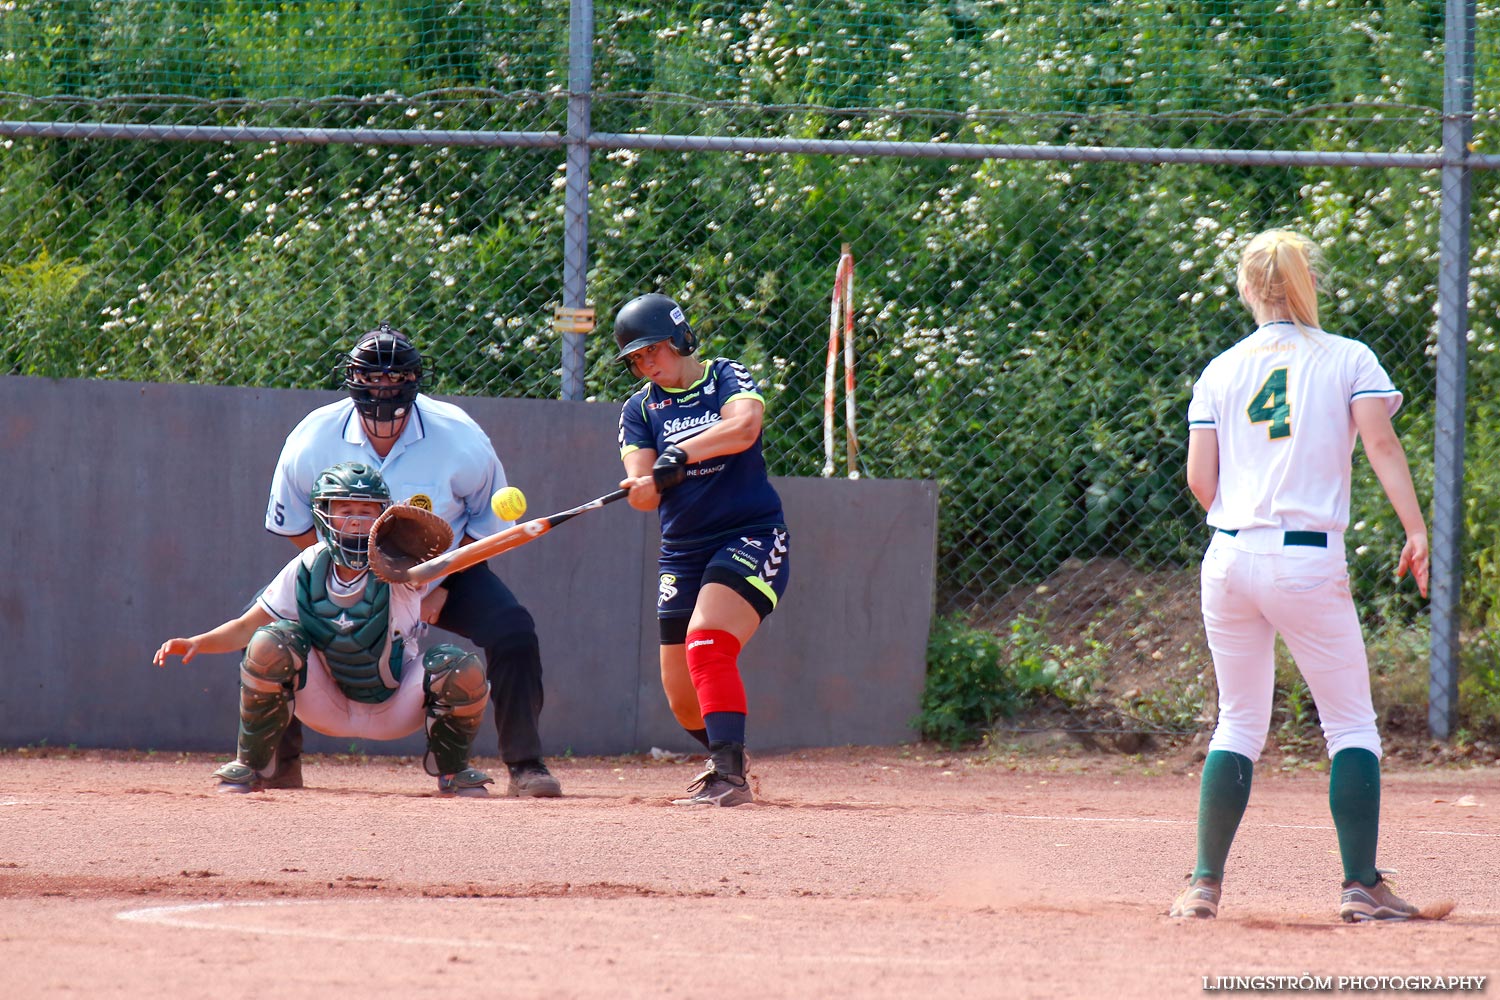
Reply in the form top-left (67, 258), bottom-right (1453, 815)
top-left (154, 461), bottom-right (493, 796)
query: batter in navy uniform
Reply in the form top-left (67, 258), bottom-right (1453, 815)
top-left (614, 293), bottom-right (790, 807)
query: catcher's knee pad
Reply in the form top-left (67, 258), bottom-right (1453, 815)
top-left (423, 645), bottom-right (488, 777)
top-left (236, 621), bottom-right (308, 773)
top-left (242, 620), bottom-right (310, 692)
top-left (423, 645), bottom-right (489, 717)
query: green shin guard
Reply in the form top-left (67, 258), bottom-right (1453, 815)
top-left (235, 622), bottom-right (305, 773)
top-left (1329, 748), bottom-right (1382, 887)
top-left (424, 713), bottom-right (485, 777)
top-left (236, 686), bottom-right (294, 773)
top-left (1193, 750), bottom-right (1255, 882)
top-left (423, 645), bottom-right (489, 777)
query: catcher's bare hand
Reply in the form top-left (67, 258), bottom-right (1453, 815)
top-left (153, 638), bottom-right (201, 666)
top-left (369, 504), bottom-right (455, 583)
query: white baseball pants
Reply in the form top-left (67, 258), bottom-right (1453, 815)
top-left (1199, 528), bottom-right (1381, 762)
top-left (293, 649), bottom-right (427, 741)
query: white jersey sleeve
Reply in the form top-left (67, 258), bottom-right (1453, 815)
top-left (1347, 340), bottom-right (1403, 416)
top-left (1187, 324), bottom-right (1400, 534)
top-left (255, 549), bottom-right (310, 620)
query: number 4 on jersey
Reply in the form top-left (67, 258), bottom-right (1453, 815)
top-left (1247, 367), bottom-right (1291, 439)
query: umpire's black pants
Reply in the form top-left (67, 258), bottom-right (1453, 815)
top-left (276, 562), bottom-right (546, 766)
top-left (434, 561), bottom-right (545, 764)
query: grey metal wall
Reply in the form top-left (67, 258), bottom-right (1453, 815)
top-left (0, 376), bottom-right (937, 757)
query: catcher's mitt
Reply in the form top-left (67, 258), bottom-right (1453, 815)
top-left (368, 504), bottom-right (454, 583)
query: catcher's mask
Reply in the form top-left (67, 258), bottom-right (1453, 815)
top-left (338, 323), bottom-right (424, 436)
top-left (613, 293), bottom-right (697, 376)
top-left (310, 461), bottom-right (393, 572)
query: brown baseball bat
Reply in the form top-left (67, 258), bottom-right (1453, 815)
top-left (392, 487), bottom-right (630, 586)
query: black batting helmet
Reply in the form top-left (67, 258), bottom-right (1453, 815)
top-left (337, 323), bottom-right (424, 425)
top-left (612, 293), bottom-right (698, 362)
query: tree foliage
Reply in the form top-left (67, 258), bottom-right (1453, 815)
top-left (1, 1), bottom-right (1492, 620)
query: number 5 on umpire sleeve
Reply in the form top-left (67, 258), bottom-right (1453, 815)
top-left (1247, 367), bottom-right (1291, 440)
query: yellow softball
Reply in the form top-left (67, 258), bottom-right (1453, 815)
top-left (491, 486), bottom-right (527, 521)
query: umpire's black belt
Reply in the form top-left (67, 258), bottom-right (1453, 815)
top-left (1217, 528), bottom-right (1328, 548)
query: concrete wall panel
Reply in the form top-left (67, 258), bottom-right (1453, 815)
top-left (0, 377), bottom-right (937, 757)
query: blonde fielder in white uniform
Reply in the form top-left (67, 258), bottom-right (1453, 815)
top-left (1170, 229), bottom-right (1431, 923)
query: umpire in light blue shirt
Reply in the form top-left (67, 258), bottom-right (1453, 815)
top-left (263, 324), bottom-right (561, 797)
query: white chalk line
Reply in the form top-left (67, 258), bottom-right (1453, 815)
top-left (117, 900), bottom-right (526, 951)
top-left (6, 788), bottom-right (1484, 841)
top-left (115, 899), bottom-right (968, 967)
top-left (993, 812), bottom-right (1499, 839)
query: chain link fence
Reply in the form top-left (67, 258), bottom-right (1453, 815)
top-left (3, 1), bottom-right (1497, 742)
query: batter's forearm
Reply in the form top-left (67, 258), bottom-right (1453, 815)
top-left (678, 415), bottom-right (760, 463)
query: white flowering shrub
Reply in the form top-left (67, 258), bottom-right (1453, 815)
top-left (2, 0), bottom-right (1495, 643)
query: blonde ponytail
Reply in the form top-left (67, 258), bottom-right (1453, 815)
top-left (1237, 229), bottom-right (1323, 334)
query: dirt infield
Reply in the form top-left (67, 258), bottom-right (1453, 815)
top-left (1, 747), bottom-right (1496, 999)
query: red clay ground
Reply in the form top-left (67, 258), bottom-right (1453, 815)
top-left (1, 746), bottom-right (1496, 1000)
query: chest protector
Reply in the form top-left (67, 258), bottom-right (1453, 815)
top-left (296, 549), bottom-right (404, 704)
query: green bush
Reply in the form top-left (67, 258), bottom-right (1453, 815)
top-left (6, 0), bottom-right (1500, 657)
top-left (1458, 634), bottom-right (1500, 736)
top-left (915, 612), bottom-right (1107, 747)
top-left (915, 614), bottom-right (1011, 748)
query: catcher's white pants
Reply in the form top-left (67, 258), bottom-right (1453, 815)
top-left (1199, 529), bottom-right (1381, 762)
top-left (293, 649), bottom-right (427, 741)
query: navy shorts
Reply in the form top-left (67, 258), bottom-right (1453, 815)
top-left (657, 526), bottom-right (790, 642)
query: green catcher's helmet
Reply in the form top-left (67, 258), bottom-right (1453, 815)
top-left (310, 461), bottom-right (392, 571)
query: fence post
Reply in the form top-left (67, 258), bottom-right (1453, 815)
top-left (1430, 0), bottom-right (1476, 740)
top-left (560, 0), bottom-right (595, 401)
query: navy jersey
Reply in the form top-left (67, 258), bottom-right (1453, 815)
top-left (619, 357), bottom-right (785, 546)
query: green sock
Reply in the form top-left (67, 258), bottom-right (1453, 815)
top-left (1329, 747), bottom-right (1381, 886)
top-left (1192, 750), bottom-right (1255, 882)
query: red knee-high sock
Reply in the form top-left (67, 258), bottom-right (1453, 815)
top-left (685, 630), bottom-right (746, 715)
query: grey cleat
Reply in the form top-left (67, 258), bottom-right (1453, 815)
top-left (1340, 873), bottom-right (1419, 922)
top-left (672, 742), bottom-right (753, 807)
top-left (1169, 877), bottom-right (1221, 919)
top-left (438, 767), bottom-right (495, 798)
top-left (671, 767), bottom-right (754, 807)
top-left (212, 760), bottom-right (263, 794)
